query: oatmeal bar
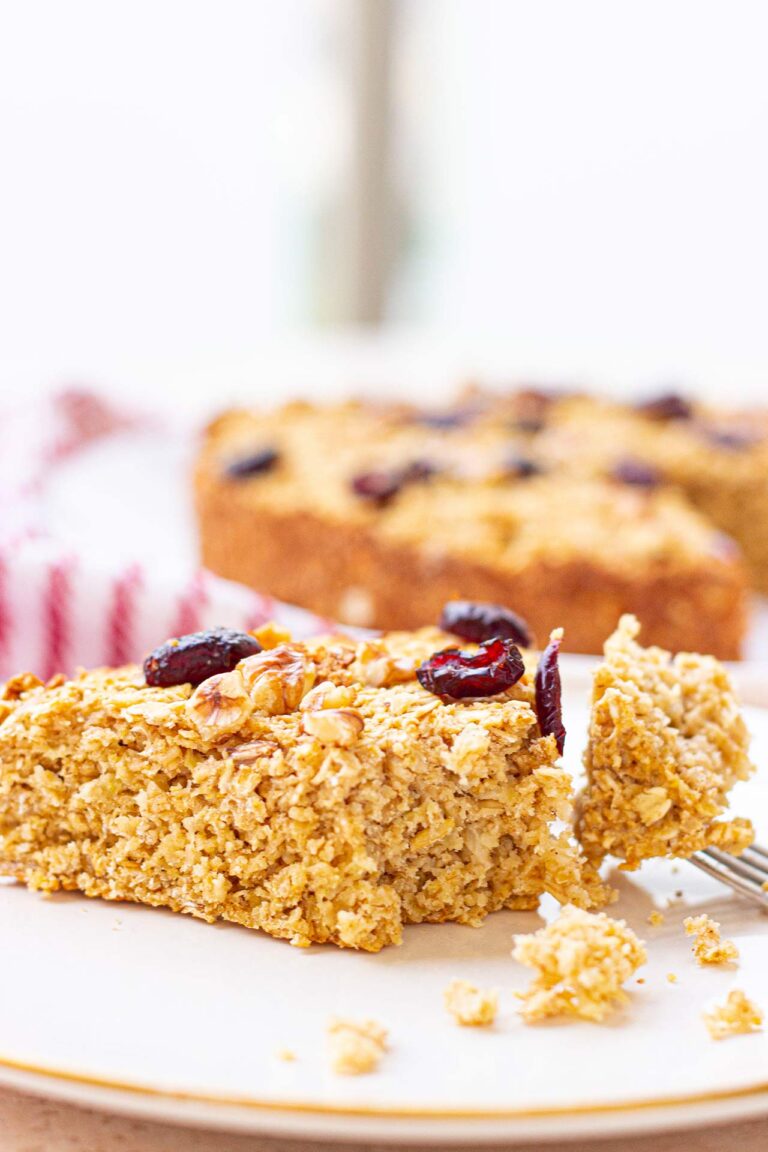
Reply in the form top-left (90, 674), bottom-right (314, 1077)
top-left (577, 615), bottom-right (754, 869)
top-left (194, 395), bottom-right (746, 657)
top-left (703, 990), bottom-right (763, 1040)
top-left (0, 621), bottom-right (606, 952)
top-left (512, 904), bottom-right (647, 1022)
top-left (443, 979), bottom-right (498, 1027)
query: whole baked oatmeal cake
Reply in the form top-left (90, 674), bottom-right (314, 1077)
top-left (577, 615), bottom-right (754, 869)
top-left (0, 606), bottom-right (608, 951)
top-left (194, 388), bottom-right (753, 657)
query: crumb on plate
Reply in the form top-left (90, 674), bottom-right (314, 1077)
top-left (444, 979), bottom-right (498, 1027)
top-left (327, 1017), bottom-right (388, 1075)
top-left (684, 914), bottom-right (739, 966)
top-left (703, 990), bottom-right (763, 1040)
top-left (512, 904), bottom-right (647, 1023)
top-left (647, 910), bottom-right (665, 926)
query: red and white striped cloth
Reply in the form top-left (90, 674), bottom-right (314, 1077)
top-left (0, 389), bottom-right (332, 681)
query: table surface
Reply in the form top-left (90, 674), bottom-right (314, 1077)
top-left (1, 1086), bottom-right (767, 1152)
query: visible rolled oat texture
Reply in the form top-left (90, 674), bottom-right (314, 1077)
top-left (513, 904), bottom-right (647, 1023)
top-left (577, 615), bottom-right (754, 869)
top-left (0, 626), bottom-right (607, 951)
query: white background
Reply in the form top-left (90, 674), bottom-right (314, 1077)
top-left (0, 1), bottom-right (766, 407)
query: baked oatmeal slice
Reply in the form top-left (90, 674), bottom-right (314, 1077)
top-left (195, 397), bottom-right (746, 657)
top-left (577, 615), bottom-right (754, 869)
top-left (0, 623), bottom-right (606, 951)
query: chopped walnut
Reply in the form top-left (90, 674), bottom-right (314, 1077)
top-left (299, 680), bottom-right (356, 711)
top-left (239, 645), bottom-right (315, 714)
top-left (251, 621), bottom-right (293, 650)
top-left (703, 990), bottom-right (763, 1040)
top-left (186, 669), bottom-right (253, 737)
top-left (684, 915), bottom-right (739, 966)
top-left (352, 641), bottom-right (416, 688)
top-left (327, 1017), bottom-right (388, 1074)
top-left (444, 979), bottom-right (498, 1026)
top-left (228, 739), bottom-right (279, 765)
top-left (302, 708), bottom-right (364, 746)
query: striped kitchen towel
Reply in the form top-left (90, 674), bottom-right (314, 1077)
top-left (0, 388), bottom-right (333, 681)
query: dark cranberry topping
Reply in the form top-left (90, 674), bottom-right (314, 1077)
top-left (225, 447), bottom-right (280, 479)
top-left (412, 407), bottom-right (476, 429)
top-left (534, 633), bottom-right (565, 754)
top-left (350, 470), bottom-right (403, 506)
top-left (351, 459), bottom-right (438, 506)
top-left (702, 426), bottom-right (761, 451)
top-left (144, 627), bottom-right (262, 687)
top-left (511, 388), bottom-right (556, 434)
top-left (416, 637), bottom-right (525, 700)
top-left (440, 600), bottom-right (533, 647)
top-left (635, 392), bottom-right (693, 422)
top-left (504, 454), bottom-right (543, 479)
top-left (611, 459), bottom-right (660, 488)
top-left (401, 458), bottom-right (439, 482)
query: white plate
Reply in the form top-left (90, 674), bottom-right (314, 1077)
top-left (0, 692), bottom-right (766, 1146)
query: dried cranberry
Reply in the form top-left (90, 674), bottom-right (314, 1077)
top-left (225, 447), bottom-right (280, 478)
top-left (611, 459), bottom-right (660, 488)
top-left (702, 426), bottom-right (761, 451)
top-left (511, 388), bottom-right (555, 434)
top-left (635, 392), bottom-right (693, 421)
top-left (351, 459), bottom-right (438, 505)
top-left (144, 628), bottom-right (262, 687)
top-left (504, 454), bottom-right (542, 479)
top-left (402, 458), bottom-right (439, 482)
top-left (416, 638), bottom-right (525, 700)
top-left (350, 470), bottom-right (403, 506)
top-left (440, 600), bottom-right (533, 647)
top-left (413, 407), bottom-right (475, 429)
top-left (534, 633), bottom-right (565, 754)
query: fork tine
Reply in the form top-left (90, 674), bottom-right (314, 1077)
top-left (740, 844), bottom-right (768, 871)
top-left (690, 850), bottom-right (768, 909)
top-left (743, 841), bottom-right (768, 863)
top-left (703, 846), bottom-right (768, 887)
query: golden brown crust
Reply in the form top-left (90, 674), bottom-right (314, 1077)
top-left (196, 481), bottom-right (746, 659)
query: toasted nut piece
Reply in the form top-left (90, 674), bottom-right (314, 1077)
top-left (351, 642), bottom-right (416, 688)
top-left (186, 669), bottom-right (253, 737)
top-left (1, 672), bottom-right (44, 700)
top-left (240, 645), bottom-right (315, 714)
top-left (250, 621), bottom-right (292, 650)
top-left (299, 680), bottom-right (356, 711)
top-left (229, 738), bottom-right (280, 764)
top-left (302, 707), bottom-right (364, 746)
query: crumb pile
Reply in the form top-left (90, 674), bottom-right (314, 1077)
top-left (327, 1017), bottom-right (388, 1074)
top-left (684, 915), bottom-right (739, 966)
top-left (512, 905), bottom-right (647, 1022)
top-left (703, 991), bottom-right (763, 1040)
top-left (444, 979), bottom-right (498, 1027)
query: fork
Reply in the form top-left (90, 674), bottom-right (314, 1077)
top-left (690, 842), bottom-right (768, 909)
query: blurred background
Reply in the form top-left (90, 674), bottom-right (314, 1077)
top-left (1, 0), bottom-right (767, 411)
